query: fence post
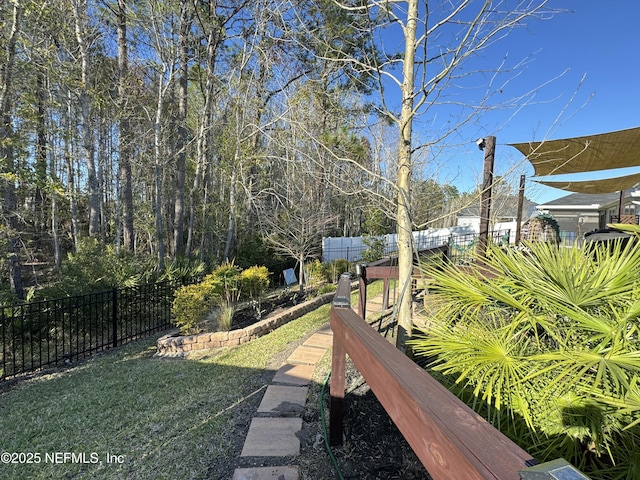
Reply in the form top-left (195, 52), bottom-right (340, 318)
top-left (330, 273), bottom-right (351, 446)
top-left (356, 264), bottom-right (367, 319)
top-left (112, 288), bottom-right (118, 348)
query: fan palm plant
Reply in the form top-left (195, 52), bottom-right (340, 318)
top-left (411, 239), bottom-right (640, 478)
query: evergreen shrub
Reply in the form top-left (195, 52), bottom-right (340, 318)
top-left (171, 274), bottom-right (220, 335)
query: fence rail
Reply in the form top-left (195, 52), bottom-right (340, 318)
top-left (1, 281), bottom-right (183, 381)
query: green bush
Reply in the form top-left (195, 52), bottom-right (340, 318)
top-left (153, 257), bottom-right (206, 284)
top-left (325, 259), bottom-right (351, 283)
top-left (317, 283), bottom-right (337, 295)
top-left (411, 240), bottom-right (640, 477)
top-left (171, 274), bottom-right (220, 334)
top-left (40, 238), bottom-right (143, 297)
top-left (240, 265), bottom-right (271, 301)
top-left (361, 236), bottom-right (386, 263)
top-left (304, 259), bottom-right (327, 286)
top-left (211, 261), bottom-right (242, 307)
top-left (171, 261), bottom-right (243, 334)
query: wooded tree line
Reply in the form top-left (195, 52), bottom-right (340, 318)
top-left (1, 0), bottom-right (552, 311)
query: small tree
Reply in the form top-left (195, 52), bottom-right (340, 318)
top-left (260, 196), bottom-right (336, 295)
top-left (360, 236), bottom-right (386, 263)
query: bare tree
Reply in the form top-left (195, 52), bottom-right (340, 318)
top-left (260, 192), bottom-right (337, 295)
top-left (287, 0), bottom-right (556, 351)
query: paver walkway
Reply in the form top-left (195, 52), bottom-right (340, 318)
top-left (231, 296), bottom-right (388, 480)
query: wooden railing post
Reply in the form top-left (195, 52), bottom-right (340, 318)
top-left (357, 264), bottom-right (367, 319)
top-left (329, 274), bottom-right (351, 446)
top-left (382, 277), bottom-right (390, 310)
top-left (330, 323), bottom-right (346, 446)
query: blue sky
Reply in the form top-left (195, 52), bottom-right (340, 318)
top-left (411, 1), bottom-right (640, 204)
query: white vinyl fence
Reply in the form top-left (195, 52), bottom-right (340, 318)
top-left (322, 226), bottom-right (480, 263)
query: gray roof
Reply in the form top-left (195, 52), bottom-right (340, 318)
top-left (538, 192), bottom-right (620, 208)
top-left (536, 182), bottom-right (640, 208)
top-left (538, 193), bottom-right (620, 207)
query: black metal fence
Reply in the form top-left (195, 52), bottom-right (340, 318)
top-left (1, 281), bottom-right (182, 381)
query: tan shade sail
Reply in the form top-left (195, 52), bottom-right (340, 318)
top-left (534, 171), bottom-right (640, 194)
top-left (510, 126), bottom-right (640, 176)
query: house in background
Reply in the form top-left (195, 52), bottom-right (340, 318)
top-left (510, 127), bottom-right (640, 244)
top-left (535, 185), bottom-right (640, 243)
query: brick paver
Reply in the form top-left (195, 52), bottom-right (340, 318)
top-left (302, 332), bottom-right (333, 349)
top-left (286, 345), bottom-right (326, 365)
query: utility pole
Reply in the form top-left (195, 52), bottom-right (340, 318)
top-left (478, 136), bottom-right (496, 260)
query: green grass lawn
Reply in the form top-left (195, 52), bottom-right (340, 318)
top-left (0, 282), bottom-right (383, 480)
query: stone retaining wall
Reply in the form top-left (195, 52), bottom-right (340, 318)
top-left (156, 291), bottom-right (336, 357)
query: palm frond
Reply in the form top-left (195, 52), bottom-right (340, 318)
top-left (414, 238), bottom-right (640, 475)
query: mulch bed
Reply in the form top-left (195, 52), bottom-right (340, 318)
top-left (230, 289), bottom-right (310, 330)
top-left (298, 357), bottom-right (433, 479)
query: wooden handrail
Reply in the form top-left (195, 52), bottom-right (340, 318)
top-left (330, 293), bottom-right (536, 479)
top-left (356, 243), bottom-right (449, 318)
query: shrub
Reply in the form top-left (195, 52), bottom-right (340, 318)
top-left (360, 236), bottom-right (386, 263)
top-left (218, 305), bottom-right (234, 332)
top-left (171, 274), bottom-right (220, 334)
top-left (154, 257), bottom-right (206, 284)
top-left (211, 261), bottom-right (242, 308)
top-left (45, 238), bottom-right (142, 296)
top-left (317, 283), bottom-right (337, 295)
top-left (410, 240), bottom-right (640, 477)
top-left (325, 259), bottom-right (351, 283)
top-left (240, 265), bottom-right (271, 301)
top-left (304, 259), bottom-right (327, 286)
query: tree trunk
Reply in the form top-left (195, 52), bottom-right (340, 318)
top-left (73, 0), bottom-right (100, 237)
top-left (173, 0), bottom-right (191, 257)
top-left (298, 255), bottom-right (305, 295)
top-left (65, 90), bottom-right (80, 251)
top-left (35, 71), bottom-right (47, 233)
top-left (117, 0), bottom-right (135, 252)
top-left (395, 0), bottom-right (418, 353)
top-left (2, 116), bottom-right (23, 300)
top-left (223, 161), bottom-right (238, 261)
top-left (154, 81), bottom-right (165, 271)
top-left (50, 146), bottom-right (62, 271)
top-left (0, 1), bottom-right (24, 299)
